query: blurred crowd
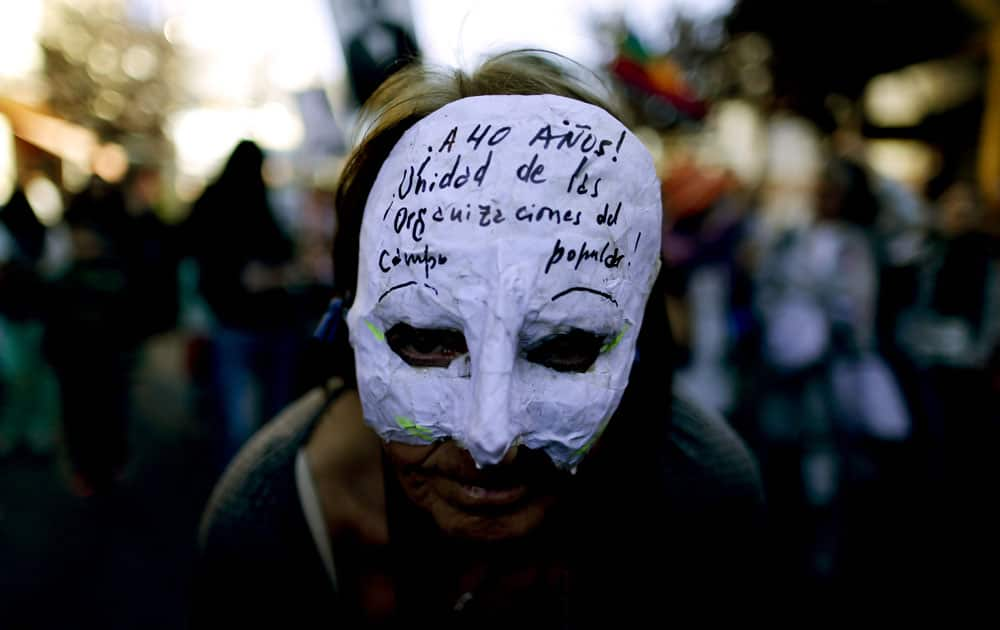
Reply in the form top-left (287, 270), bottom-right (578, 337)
top-left (2, 2), bottom-right (1000, 616)
top-left (3, 111), bottom-right (998, 601)
top-left (660, 122), bottom-right (1000, 590)
top-left (0, 139), bottom-right (335, 496)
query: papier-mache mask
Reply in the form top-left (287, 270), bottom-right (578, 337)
top-left (347, 94), bottom-right (662, 469)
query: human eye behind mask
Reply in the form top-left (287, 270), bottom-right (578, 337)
top-left (522, 328), bottom-right (606, 373)
top-left (385, 322), bottom-right (469, 368)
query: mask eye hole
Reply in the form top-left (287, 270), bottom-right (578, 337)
top-left (386, 323), bottom-right (468, 368)
top-left (523, 328), bottom-right (605, 373)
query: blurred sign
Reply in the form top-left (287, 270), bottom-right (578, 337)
top-left (296, 89), bottom-right (345, 158)
top-left (328, 0), bottom-right (420, 106)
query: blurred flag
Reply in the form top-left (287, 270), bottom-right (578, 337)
top-left (610, 30), bottom-right (708, 124)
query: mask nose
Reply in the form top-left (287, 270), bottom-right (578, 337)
top-left (464, 314), bottom-right (519, 466)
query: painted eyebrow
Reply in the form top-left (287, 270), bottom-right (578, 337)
top-left (550, 286), bottom-right (619, 307)
top-left (378, 281), bottom-right (439, 303)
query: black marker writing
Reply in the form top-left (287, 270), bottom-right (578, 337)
top-left (397, 155), bottom-right (432, 200)
top-left (515, 205), bottom-right (582, 226)
top-left (596, 201), bottom-right (621, 226)
top-left (467, 123), bottom-right (511, 150)
top-left (439, 127), bottom-right (458, 152)
top-left (391, 206), bottom-right (426, 242)
top-left (528, 122), bottom-right (625, 160)
top-left (551, 286), bottom-right (618, 307)
top-left (544, 239), bottom-right (624, 274)
top-left (439, 153), bottom-right (471, 189)
top-left (379, 245), bottom-right (448, 279)
top-left (516, 153), bottom-right (547, 183)
top-left (429, 206), bottom-right (472, 223)
top-left (378, 281), bottom-right (417, 303)
top-left (567, 156), bottom-right (601, 198)
top-left (478, 204), bottom-right (505, 227)
top-left (398, 152), bottom-right (493, 200)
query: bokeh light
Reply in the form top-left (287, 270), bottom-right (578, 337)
top-left (0, 0), bottom-right (44, 79)
top-left (24, 174), bottom-right (64, 226)
top-left (92, 142), bottom-right (129, 183)
top-left (0, 114), bottom-right (15, 206)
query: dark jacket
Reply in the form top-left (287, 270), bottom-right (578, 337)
top-left (193, 384), bottom-right (765, 627)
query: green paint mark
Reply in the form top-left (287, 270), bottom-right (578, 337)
top-left (573, 423), bottom-right (610, 459)
top-left (573, 436), bottom-right (598, 458)
top-left (600, 324), bottom-right (630, 353)
top-left (365, 319), bottom-right (385, 343)
top-left (395, 415), bottom-right (434, 442)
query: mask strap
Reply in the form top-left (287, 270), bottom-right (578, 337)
top-left (313, 297), bottom-right (346, 343)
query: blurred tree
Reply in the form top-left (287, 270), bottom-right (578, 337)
top-left (39, 1), bottom-right (181, 167)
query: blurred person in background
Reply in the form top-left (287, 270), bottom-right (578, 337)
top-left (183, 140), bottom-right (302, 465)
top-left (659, 157), bottom-right (752, 421)
top-left (193, 50), bottom-right (764, 626)
top-left (121, 164), bottom-right (181, 342)
top-left (893, 177), bottom-right (1000, 575)
top-left (751, 155), bottom-right (910, 585)
top-left (43, 178), bottom-right (138, 496)
top-left (0, 188), bottom-right (60, 457)
top-left (896, 179), bottom-right (1000, 380)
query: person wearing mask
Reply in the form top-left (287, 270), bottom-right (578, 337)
top-left (194, 50), bottom-right (764, 625)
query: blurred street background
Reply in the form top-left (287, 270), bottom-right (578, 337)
top-left (2, 0), bottom-right (999, 626)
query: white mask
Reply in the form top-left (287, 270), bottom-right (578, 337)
top-left (347, 94), bottom-right (662, 469)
